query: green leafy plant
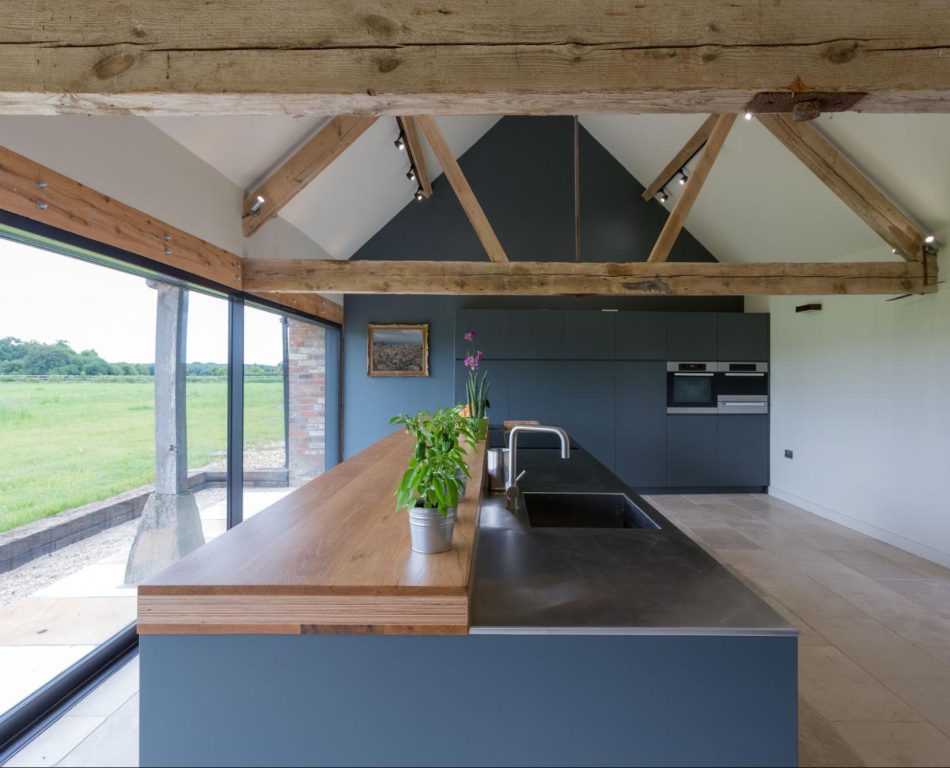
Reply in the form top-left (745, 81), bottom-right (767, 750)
top-left (390, 406), bottom-right (473, 516)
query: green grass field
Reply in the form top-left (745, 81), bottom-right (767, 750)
top-left (0, 378), bottom-right (285, 533)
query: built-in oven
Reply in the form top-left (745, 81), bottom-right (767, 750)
top-left (716, 362), bottom-right (769, 415)
top-left (666, 362), bottom-right (718, 413)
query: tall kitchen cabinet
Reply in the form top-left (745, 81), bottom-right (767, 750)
top-left (716, 313), bottom-right (769, 487)
top-left (615, 362), bottom-right (667, 487)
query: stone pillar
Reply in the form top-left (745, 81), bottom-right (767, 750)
top-left (125, 283), bottom-right (205, 585)
top-left (286, 319), bottom-right (327, 486)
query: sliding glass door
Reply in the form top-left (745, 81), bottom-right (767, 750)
top-left (0, 223), bottom-right (341, 730)
top-left (242, 305), bottom-right (335, 519)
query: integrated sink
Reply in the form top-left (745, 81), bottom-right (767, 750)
top-left (521, 492), bottom-right (660, 530)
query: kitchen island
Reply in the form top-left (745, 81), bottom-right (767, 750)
top-left (138, 431), bottom-right (797, 767)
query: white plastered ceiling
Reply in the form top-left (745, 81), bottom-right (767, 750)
top-left (147, 115), bottom-right (501, 260)
top-left (62, 111), bottom-right (950, 267)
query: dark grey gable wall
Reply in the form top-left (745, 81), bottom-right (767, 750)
top-left (344, 117), bottom-right (736, 456)
top-left (354, 116), bottom-right (716, 264)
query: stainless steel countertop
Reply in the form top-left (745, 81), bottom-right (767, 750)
top-left (469, 446), bottom-right (796, 637)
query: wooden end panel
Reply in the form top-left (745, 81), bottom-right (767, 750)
top-left (137, 593), bottom-right (469, 635)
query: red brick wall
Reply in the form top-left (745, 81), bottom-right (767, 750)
top-left (286, 319), bottom-right (327, 486)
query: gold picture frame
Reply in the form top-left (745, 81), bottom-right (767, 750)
top-left (367, 323), bottom-right (430, 377)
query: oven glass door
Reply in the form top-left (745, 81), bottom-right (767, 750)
top-left (716, 372), bottom-right (768, 397)
top-left (668, 373), bottom-right (716, 408)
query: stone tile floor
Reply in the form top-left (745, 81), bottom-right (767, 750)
top-left (0, 488), bottom-right (290, 715)
top-left (5, 492), bottom-right (950, 767)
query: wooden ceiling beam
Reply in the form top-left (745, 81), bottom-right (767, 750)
top-left (757, 114), bottom-right (927, 262)
top-left (243, 116), bottom-right (377, 237)
top-left (397, 117), bottom-right (432, 199)
top-left (2, 2), bottom-right (949, 115)
top-left (648, 114), bottom-right (736, 263)
top-left (0, 143), bottom-right (343, 325)
top-left (414, 116), bottom-right (509, 263)
top-left (244, 258), bottom-right (932, 297)
top-left (0, 143), bottom-right (243, 289)
top-left (641, 116), bottom-right (719, 202)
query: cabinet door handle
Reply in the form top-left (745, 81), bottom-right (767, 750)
top-left (674, 372), bottom-right (714, 377)
top-left (724, 372), bottom-right (766, 377)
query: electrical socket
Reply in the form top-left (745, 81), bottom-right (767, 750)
top-left (784, 449), bottom-right (794, 459)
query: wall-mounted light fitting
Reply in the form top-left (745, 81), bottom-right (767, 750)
top-left (394, 135), bottom-right (407, 151)
top-left (795, 302), bottom-right (823, 314)
top-left (249, 195), bottom-right (266, 215)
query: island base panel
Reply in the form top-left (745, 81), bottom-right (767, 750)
top-left (140, 633), bottom-right (797, 767)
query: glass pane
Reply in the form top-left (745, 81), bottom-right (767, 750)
top-left (0, 235), bottom-right (226, 715)
top-left (243, 306), bottom-right (328, 519)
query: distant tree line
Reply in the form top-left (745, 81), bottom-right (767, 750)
top-left (0, 337), bottom-right (281, 377)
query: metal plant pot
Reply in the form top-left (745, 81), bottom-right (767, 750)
top-left (408, 505), bottom-right (457, 554)
top-left (487, 448), bottom-right (508, 492)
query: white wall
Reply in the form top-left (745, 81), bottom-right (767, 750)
top-left (0, 116), bottom-right (340, 298)
top-left (747, 243), bottom-right (950, 567)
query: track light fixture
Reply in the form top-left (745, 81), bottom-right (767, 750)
top-left (249, 195), bottom-right (265, 215)
top-left (658, 188), bottom-right (669, 204)
top-left (414, 188), bottom-right (425, 202)
top-left (744, 110), bottom-right (753, 121)
top-left (407, 168), bottom-right (417, 183)
top-left (925, 234), bottom-right (936, 244)
top-left (678, 171), bottom-right (688, 186)
top-left (394, 135), bottom-right (407, 151)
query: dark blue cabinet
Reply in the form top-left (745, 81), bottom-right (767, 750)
top-left (615, 313), bottom-right (668, 360)
top-left (509, 361), bottom-right (563, 424)
top-left (456, 309), bottom-right (510, 359)
top-left (453, 308), bottom-right (770, 490)
top-left (718, 314), bottom-right (769, 361)
top-left (562, 362), bottom-right (616, 469)
top-left (510, 311), bottom-right (564, 359)
top-left (667, 313), bottom-right (718, 360)
top-left (564, 312), bottom-right (615, 360)
top-left (667, 415), bottom-right (718, 487)
top-left (615, 362), bottom-right (667, 487)
top-left (718, 415), bottom-right (769, 487)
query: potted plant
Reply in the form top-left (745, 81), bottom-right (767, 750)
top-left (462, 329), bottom-right (490, 440)
top-left (390, 406), bottom-right (473, 553)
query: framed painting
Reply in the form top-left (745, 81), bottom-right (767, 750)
top-left (367, 323), bottom-right (430, 377)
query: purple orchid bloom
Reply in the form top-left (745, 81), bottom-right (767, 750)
top-left (463, 329), bottom-right (477, 342)
top-left (463, 353), bottom-right (479, 371)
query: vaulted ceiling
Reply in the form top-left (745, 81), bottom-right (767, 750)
top-left (146, 112), bottom-right (950, 267)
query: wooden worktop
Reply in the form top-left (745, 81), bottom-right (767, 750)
top-left (137, 431), bottom-right (488, 635)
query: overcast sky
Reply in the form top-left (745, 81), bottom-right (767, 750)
top-left (0, 237), bottom-right (284, 365)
